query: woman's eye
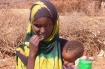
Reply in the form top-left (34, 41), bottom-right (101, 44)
top-left (33, 24), bottom-right (52, 28)
top-left (45, 24), bottom-right (52, 27)
top-left (34, 24), bottom-right (42, 28)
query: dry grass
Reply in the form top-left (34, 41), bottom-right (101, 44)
top-left (0, 0), bottom-right (105, 57)
top-left (0, 0), bottom-right (105, 69)
top-left (59, 14), bottom-right (105, 56)
top-left (0, 9), bottom-right (29, 57)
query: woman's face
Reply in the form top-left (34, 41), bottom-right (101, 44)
top-left (32, 17), bottom-right (54, 40)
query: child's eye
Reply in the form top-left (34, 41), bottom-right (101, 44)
top-left (34, 24), bottom-right (42, 28)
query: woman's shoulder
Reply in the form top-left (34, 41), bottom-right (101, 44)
top-left (60, 38), bottom-right (68, 42)
top-left (59, 38), bottom-right (68, 49)
top-left (16, 44), bottom-right (28, 54)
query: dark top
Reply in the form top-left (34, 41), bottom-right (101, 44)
top-left (63, 65), bottom-right (74, 69)
top-left (60, 38), bottom-right (68, 51)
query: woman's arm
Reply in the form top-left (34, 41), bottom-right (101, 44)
top-left (27, 52), bottom-right (37, 69)
top-left (27, 35), bottom-right (44, 69)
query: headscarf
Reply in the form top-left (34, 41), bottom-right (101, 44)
top-left (16, 0), bottom-right (63, 69)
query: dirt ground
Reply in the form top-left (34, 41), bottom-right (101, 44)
top-left (0, 0), bottom-right (105, 69)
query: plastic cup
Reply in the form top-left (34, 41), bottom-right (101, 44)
top-left (78, 59), bottom-right (92, 69)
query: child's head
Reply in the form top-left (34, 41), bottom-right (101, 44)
top-left (62, 40), bottom-right (84, 66)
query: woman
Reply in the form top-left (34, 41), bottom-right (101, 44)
top-left (16, 0), bottom-right (67, 69)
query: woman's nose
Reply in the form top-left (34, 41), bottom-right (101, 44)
top-left (40, 27), bottom-right (46, 33)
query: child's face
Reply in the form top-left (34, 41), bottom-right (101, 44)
top-left (62, 50), bottom-right (79, 66)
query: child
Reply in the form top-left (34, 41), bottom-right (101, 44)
top-left (62, 40), bottom-right (84, 69)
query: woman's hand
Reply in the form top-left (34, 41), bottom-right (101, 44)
top-left (27, 35), bottom-right (44, 69)
top-left (29, 35), bottom-right (44, 58)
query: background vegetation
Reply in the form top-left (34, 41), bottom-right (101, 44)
top-left (0, 0), bottom-right (105, 68)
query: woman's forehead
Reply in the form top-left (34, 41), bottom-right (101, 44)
top-left (30, 1), bottom-right (58, 25)
top-left (33, 17), bottom-right (53, 24)
top-left (34, 7), bottom-right (52, 21)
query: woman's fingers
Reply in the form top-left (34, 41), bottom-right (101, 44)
top-left (29, 35), bottom-right (44, 48)
top-left (33, 35), bottom-right (43, 45)
top-left (29, 35), bottom-right (43, 57)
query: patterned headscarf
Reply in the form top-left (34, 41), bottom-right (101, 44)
top-left (16, 0), bottom-right (63, 69)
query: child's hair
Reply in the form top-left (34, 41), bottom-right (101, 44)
top-left (63, 40), bottom-right (84, 58)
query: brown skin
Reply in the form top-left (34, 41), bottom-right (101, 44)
top-left (27, 35), bottom-right (44, 69)
top-left (32, 17), bottom-right (53, 40)
top-left (62, 50), bottom-right (82, 67)
top-left (27, 18), bottom-right (54, 69)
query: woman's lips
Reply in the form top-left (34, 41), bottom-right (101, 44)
top-left (40, 34), bottom-right (45, 38)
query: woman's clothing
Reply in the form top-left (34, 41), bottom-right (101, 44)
top-left (63, 65), bottom-right (74, 69)
top-left (16, 38), bottom-right (68, 69)
top-left (16, 0), bottom-right (64, 69)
